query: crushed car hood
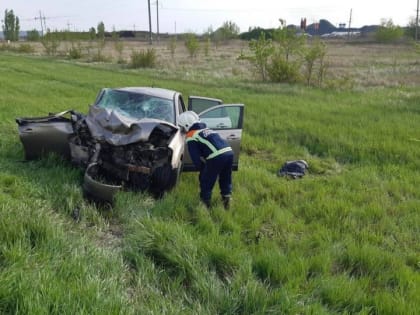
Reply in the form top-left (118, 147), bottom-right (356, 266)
top-left (85, 105), bottom-right (178, 146)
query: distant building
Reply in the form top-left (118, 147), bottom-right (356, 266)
top-left (321, 31), bottom-right (361, 38)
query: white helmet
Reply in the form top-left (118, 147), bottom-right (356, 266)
top-left (178, 111), bottom-right (200, 132)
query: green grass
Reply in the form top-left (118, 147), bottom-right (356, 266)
top-left (0, 53), bottom-right (419, 314)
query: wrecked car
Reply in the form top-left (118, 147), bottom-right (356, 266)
top-left (16, 87), bottom-right (244, 202)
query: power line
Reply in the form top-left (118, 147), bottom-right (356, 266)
top-left (160, 5), bottom-right (342, 13)
top-left (32, 11), bottom-right (70, 34)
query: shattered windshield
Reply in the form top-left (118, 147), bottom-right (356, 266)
top-left (95, 89), bottom-right (175, 124)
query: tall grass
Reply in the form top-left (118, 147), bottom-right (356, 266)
top-left (129, 49), bottom-right (157, 68)
top-left (0, 54), bottom-right (419, 314)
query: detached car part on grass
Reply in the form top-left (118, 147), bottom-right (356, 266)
top-left (16, 87), bottom-right (244, 202)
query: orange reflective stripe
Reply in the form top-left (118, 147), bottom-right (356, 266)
top-left (186, 130), bottom-right (197, 138)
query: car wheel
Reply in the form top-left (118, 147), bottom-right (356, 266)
top-left (151, 163), bottom-right (182, 196)
top-left (167, 165), bottom-right (182, 190)
top-left (151, 164), bottom-right (172, 195)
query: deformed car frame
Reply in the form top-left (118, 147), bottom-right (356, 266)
top-left (16, 87), bottom-right (244, 202)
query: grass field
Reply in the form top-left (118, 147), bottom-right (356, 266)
top-left (0, 44), bottom-right (419, 314)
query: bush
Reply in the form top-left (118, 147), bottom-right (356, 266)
top-left (303, 39), bottom-right (327, 86)
top-left (0, 43), bottom-right (34, 54)
top-left (244, 25), bottom-right (330, 85)
top-left (168, 37), bottom-right (177, 58)
top-left (68, 43), bottom-right (82, 59)
top-left (184, 33), bottom-right (199, 58)
top-left (375, 19), bottom-right (404, 43)
top-left (203, 38), bottom-right (211, 56)
top-left (130, 49), bottom-right (157, 68)
top-left (41, 32), bottom-right (61, 56)
top-left (89, 40), bottom-right (107, 62)
top-left (90, 52), bottom-right (108, 62)
top-left (267, 53), bottom-right (301, 83)
top-left (114, 40), bottom-right (125, 64)
top-left (16, 44), bottom-right (35, 54)
top-left (248, 32), bottom-right (274, 81)
top-left (26, 29), bottom-right (40, 41)
top-left (415, 42), bottom-right (420, 54)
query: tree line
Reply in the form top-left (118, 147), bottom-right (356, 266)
top-left (2, 8), bottom-right (419, 43)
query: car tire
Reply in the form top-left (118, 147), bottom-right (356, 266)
top-left (167, 165), bottom-right (182, 190)
top-left (151, 164), bottom-right (172, 195)
top-left (151, 163), bottom-right (182, 196)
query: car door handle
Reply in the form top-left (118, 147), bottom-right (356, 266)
top-left (226, 135), bottom-right (238, 140)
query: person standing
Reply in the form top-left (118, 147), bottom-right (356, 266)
top-left (178, 111), bottom-right (233, 209)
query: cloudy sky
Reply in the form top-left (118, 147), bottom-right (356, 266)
top-left (1, 0), bottom-right (417, 33)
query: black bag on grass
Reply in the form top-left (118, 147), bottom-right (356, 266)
top-left (278, 160), bottom-right (308, 179)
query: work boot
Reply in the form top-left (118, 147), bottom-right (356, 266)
top-left (201, 198), bottom-right (211, 209)
top-left (222, 196), bottom-right (230, 210)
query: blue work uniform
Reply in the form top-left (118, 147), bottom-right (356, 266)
top-left (186, 122), bottom-right (233, 202)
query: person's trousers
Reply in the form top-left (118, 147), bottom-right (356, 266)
top-left (199, 152), bottom-right (233, 201)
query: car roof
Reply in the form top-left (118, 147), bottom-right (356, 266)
top-left (113, 87), bottom-right (178, 100)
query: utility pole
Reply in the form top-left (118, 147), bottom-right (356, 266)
top-left (147, 0), bottom-right (153, 44)
top-left (416, 0), bottom-right (419, 41)
top-left (156, 0), bottom-right (160, 42)
top-left (347, 8), bottom-right (352, 40)
top-left (35, 11), bottom-right (44, 36)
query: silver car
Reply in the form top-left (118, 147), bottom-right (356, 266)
top-left (16, 87), bottom-right (244, 202)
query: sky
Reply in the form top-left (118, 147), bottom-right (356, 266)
top-left (1, 0), bottom-right (418, 34)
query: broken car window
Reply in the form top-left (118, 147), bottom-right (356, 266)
top-left (95, 89), bottom-right (175, 124)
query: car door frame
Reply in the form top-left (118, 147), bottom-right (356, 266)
top-left (188, 96), bottom-right (223, 112)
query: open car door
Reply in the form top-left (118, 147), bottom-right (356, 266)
top-left (182, 103), bottom-right (244, 171)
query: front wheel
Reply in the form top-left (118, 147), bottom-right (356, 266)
top-left (150, 163), bottom-right (182, 197)
top-left (167, 165), bottom-right (182, 190)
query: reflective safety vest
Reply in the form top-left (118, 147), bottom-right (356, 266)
top-left (186, 128), bottom-right (232, 160)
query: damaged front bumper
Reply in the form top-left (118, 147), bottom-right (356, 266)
top-left (83, 163), bottom-right (123, 203)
